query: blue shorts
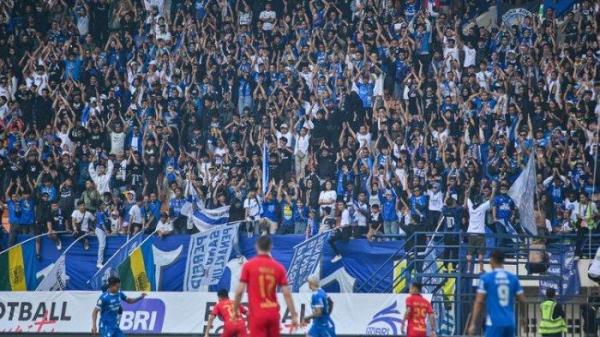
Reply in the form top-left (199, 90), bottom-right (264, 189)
top-left (485, 325), bottom-right (515, 337)
top-left (308, 324), bottom-right (336, 337)
top-left (100, 326), bottom-right (125, 337)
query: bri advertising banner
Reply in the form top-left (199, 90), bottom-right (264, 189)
top-left (0, 291), bottom-right (425, 335)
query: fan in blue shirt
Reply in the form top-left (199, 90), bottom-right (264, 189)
top-left (468, 250), bottom-right (525, 337)
top-left (92, 276), bottom-right (146, 337)
top-left (304, 275), bottom-right (336, 337)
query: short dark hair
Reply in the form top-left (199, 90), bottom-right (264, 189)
top-left (491, 250), bottom-right (505, 264)
top-left (217, 289), bottom-right (229, 298)
top-left (107, 276), bottom-right (121, 287)
top-left (546, 288), bottom-right (556, 299)
top-left (411, 282), bottom-right (422, 292)
top-left (256, 235), bottom-right (272, 252)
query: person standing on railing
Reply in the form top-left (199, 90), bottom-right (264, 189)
top-left (539, 288), bottom-right (567, 337)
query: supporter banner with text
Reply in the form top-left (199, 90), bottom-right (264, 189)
top-left (287, 231), bottom-right (330, 292)
top-left (184, 224), bottom-right (239, 291)
top-left (0, 291), bottom-right (424, 335)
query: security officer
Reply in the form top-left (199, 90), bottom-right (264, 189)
top-left (539, 288), bottom-right (567, 337)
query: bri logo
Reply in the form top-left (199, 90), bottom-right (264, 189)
top-left (365, 301), bottom-right (403, 336)
top-left (120, 298), bottom-right (165, 333)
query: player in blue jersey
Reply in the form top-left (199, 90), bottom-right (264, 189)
top-left (468, 250), bottom-right (526, 337)
top-left (92, 276), bottom-right (146, 337)
top-left (303, 275), bottom-right (335, 337)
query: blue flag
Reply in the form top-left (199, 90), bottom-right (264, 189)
top-left (88, 231), bottom-right (145, 290)
top-left (287, 231), bottom-right (331, 291)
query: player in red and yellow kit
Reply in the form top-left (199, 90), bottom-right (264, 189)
top-left (402, 282), bottom-right (436, 337)
top-left (205, 289), bottom-right (248, 337)
top-left (232, 235), bottom-right (299, 337)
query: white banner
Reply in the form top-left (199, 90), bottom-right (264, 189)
top-left (0, 291), bottom-right (424, 335)
top-left (36, 255), bottom-right (67, 291)
top-left (183, 224), bottom-right (239, 291)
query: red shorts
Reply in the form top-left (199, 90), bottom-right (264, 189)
top-left (248, 314), bottom-right (280, 337)
top-left (222, 320), bottom-right (247, 337)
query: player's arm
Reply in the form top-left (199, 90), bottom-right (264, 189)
top-left (232, 281), bottom-right (247, 320)
top-left (91, 307), bottom-right (99, 334)
top-left (281, 285), bottom-right (299, 325)
top-left (400, 306), bottom-right (410, 333)
top-left (204, 313), bottom-right (216, 337)
top-left (125, 293), bottom-right (147, 304)
top-left (303, 306), bottom-right (322, 322)
top-left (468, 292), bottom-right (486, 335)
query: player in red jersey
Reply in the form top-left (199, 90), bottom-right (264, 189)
top-left (401, 282), bottom-right (436, 337)
top-left (232, 235), bottom-right (299, 337)
top-left (205, 289), bottom-right (248, 337)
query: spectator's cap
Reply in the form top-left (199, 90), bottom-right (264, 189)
top-left (41, 192), bottom-right (49, 198)
top-left (280, 123), bottom-right (288, 129)
top-left (90, 97), bottom-right (97, 103)
top-left (61, 151), bottom-right (70, 157)
top-left (126, 190), bottom-right (136, 196)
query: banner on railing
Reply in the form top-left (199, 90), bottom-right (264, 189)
top-left (539, 247), bottom-right (581, 298)
top-left (0, 291), bottom-right (425, 335)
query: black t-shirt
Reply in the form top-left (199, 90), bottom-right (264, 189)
top-left (144, 163), bottom-right (161, 186)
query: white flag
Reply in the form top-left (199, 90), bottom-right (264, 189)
top-left (508, 154), bottom-right (537, 235)
top-left (36, 255), bottom-right (68, 291)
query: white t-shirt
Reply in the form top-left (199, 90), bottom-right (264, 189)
top-left (71, 209), bottom-right (94, 232)
top-left (462, 45), bottom-right (476, 68)
top-left (340, 209), bottom-right (352, 227)
top-left (427, 190), bottom-right (444, 212)
top-left (467, 199), bottom-right (490, 234)
top-left (353, 202), bottom-right (369, 227)
top-left (259, 10), bottom-right (276, 30)
top-left (156, 219), bottom-right (174, 232)
top-left (129, 204), bottom-right (143, 224)
top-left (244, 197), bottom-right (261, 219)
top-left (356, 132), bottom-right (372, 148)
top-left (319, 190), bottom-right (337, 213)
top-left (110, 131), bottom-right (126, 155)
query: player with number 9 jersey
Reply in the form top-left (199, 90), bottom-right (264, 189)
top-left (205, 289), bottom-right (248, 337)
top-left (469, 250), bottom-right (525, 337)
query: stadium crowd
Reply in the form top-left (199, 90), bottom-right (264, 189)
top-left (0, 0), bottom-right (598, 264)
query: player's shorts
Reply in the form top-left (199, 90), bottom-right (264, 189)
top-left (308, 324), bottom-right (336, 337)
top-left (100, 326), bottom-right (125, 337)
top-left (249, 314), bottom-right (280, 337)
top-left (485, 325), bottom-right (515, 337)
top-left (222, 320), bottom-right (248, 337)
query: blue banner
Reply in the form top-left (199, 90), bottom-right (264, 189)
top-left (287, 231), bottom-right (331, 291)
top-left (183, 224), bottom-right (238, 291)
top-left (539, 246), bottom-right (581, 299)
top-left (10, 234), bottom-right (404, 292)
top-left (88, 231), bottom-right (145, 290)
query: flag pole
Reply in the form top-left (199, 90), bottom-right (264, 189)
top-left (87, 230), bottom-right (145, 283)
top-left (0, 231), bottom-right (69, 255)
top-left (123, 229), bottom-right (158, 258)
top-left (62, 232), bottom-right (94, 252)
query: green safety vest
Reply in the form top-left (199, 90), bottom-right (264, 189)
top-left (539, 300), bottom-right (567, 335)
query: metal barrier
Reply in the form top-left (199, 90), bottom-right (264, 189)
top-left (360, 230), bottom-right (600, 336)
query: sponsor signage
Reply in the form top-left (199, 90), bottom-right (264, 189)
top-left (0, 292), bottom-right (424, 335)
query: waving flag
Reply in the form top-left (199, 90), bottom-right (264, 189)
top-left (287, 231), bottom-right (331, 291)
top-left (88, 231), bottom-right (145, 290)
top-left (262, 140), bottom-right (269, 194)
top-left (36, 255), bottom-right (67, 291)
top-left (0, 240), bottom-right (36, 291)
top-left (508, 154), bottom-right (537, 235)
top-left (117, 235), bottom-right (156, 291)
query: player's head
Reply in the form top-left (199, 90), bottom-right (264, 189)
top-left (546, 288), bottom-right (556, 300)
top-left (490, 249), bottom-right (505, 268)
top-left (217, 289), bottom-right (229, 299)
top-left (409, 282), bottom-right (422, 295)
top-left (256, 235), bottom-right (272, 254)
top-left (307, 274), bottom-right (320, 291)
top-left (107, 276), bottom-right (121, 292)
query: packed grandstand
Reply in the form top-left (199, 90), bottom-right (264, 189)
top-left (0, 0), bottom-right (599, 335)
